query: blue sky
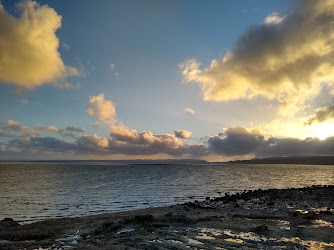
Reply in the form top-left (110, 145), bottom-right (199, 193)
top-left (0, 0), bottom-right (334, 160)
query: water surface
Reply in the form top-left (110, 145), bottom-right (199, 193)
top-left (0, 162), bottom-right (333, 223)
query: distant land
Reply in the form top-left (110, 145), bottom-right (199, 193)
top-left (2, 156), bottom-right (334, 165)
top-left (226, 156), bottom-right (334, 165)
top-left (3, 159), bottom-right (208, 165)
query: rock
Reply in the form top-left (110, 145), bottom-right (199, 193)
top-left (0, 218), bottom-right (20, 229)
top-left (132, 214), bottom-right (154, 224)
top-left (252, 225), bottom-right (269, 234)
top-left (267, 201), bottom-right (274, 206)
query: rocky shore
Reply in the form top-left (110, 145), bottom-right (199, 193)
top-left (1, 185), bottom-right (334, 249)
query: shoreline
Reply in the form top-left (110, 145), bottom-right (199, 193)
top-left (1, 185), bottom-right (334, 249)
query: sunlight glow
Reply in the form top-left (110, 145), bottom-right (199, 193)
top-left (310, 123), bottom-right (334, 140)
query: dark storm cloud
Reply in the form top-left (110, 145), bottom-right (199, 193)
top-left (208, 127), bottom-right (267, 156)
top-left (208, 126), bottom-right (334, 157)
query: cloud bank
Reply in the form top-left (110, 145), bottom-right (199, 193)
top-left (1, 120), bottom-right (333, 160)
top-left (180, 0), bottom-right (334, 114)
top-left (208, 126), bottom-right (334, 158)
top-left (0, 121), bottom-right (84, 139)
top-left (2, 93), bottom-right (333, 159)
top-left (0, 120), bottom-right (38, 138)
top-left (0, 1), bottom-right (78, 90)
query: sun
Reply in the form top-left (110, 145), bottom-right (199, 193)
top-left (310, 123), bottom-right (334, 140)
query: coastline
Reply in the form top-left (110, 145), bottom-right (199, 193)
top-left (1, 185), bottom-right (334, 249)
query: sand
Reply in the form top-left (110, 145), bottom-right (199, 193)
top-left (1, 185), bottom-right (334, 249)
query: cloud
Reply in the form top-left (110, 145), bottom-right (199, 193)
top-left (174, 130), bottom-right (192, 139)
top-left (110, 125), bottom-right (182, 149)
top-left (38, 125), bottom-right (59, 133)
top-left (304, 103), bottom-right (334, 125)
top-left (180, 0), bottom-right (334, 114)
top-left (19, 99), bottom-right (29, 105)
top-left (184, 108), bottom-right (195, 115)
top-left (209, 126), bottom-right (266, 156)
top-left (93, 122), bottom-right (103, 128)
top-left (0, 120), bottom-right (38, 138)
top-left (62, 43), bottom-right (71, 51)
top-left (263, 12), bottom-right (285, 24)
top-left (208, 126), bottom-right (334, 157)
top-left (37, 125), bottom-right (84, 137)
top-left (1, 120), bottom-right (334, 160)
top-left (0, 1), bottom-right (78, 90)
top-left (108, 64), bottom-right (119, 79)
top-left (63, 126), bottom-right (84, 133)
top-left (87, 93), bottom-right (117, 124)
top-left (77, 134), bottom-right (109, 150)
top-left (109, 64), bottom-right (116, 71)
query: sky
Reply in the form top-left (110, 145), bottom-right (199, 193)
top-left (0, 0), bottom-right (334, 161)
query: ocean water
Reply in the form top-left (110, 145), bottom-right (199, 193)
top-left (0, 161), bottom-right (333, 224)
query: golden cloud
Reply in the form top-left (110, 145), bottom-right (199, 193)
top-left (87, 94), bottom-right (117, 124)
top-left (110, 125), bottom-right (182, 149)
top-left (174, 130), bottom-right (192, 139)
top-left (180, 0), bottom-right (334, 115)
top-left (0, 1), bottom-right (78, 90)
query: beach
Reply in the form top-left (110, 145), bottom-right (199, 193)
top-left (1, 185), bottom-right (334, 249)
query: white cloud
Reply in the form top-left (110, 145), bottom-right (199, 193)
top-left (263, 12), bottom-right (285, 25)
top-left (0, 1), bottom-right (78, 90)
top-left (38, 126), bottom-right (59, 133)
top-left (109, 64), bottom-right (116, 71)
top-left (184, 108), bottom-right (195, 115)
top-left (87, 93), bottom-right (117, 124)
top-left (62, 43), bottom-right (71, 51)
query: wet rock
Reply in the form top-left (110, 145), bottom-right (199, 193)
top-left (267, 201), bottom-right (274, 206)
top-left (133, 214), bottom-right (154, 224)
top-left (303, 211), bottom-right (317, 220)
top-left (94, 221), bottom-right (121, 235)
top-left (0, 218), bottom-right (20, 229)
top-left (320, 210), bottom-right (333, 215)
top-left (252, 225), bottom-right (269, 234)
top-left (161, 214), bottom-right (193, 224)
top-left (164, 212), bottom-right (173, 217)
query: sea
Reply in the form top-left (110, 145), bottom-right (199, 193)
top-left (0, 161), bottom-right (333, 224)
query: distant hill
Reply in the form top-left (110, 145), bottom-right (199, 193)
top-left (19, 159), bottom-right (208, 165)
top-left (227, 156), bottom-right (334, 165)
